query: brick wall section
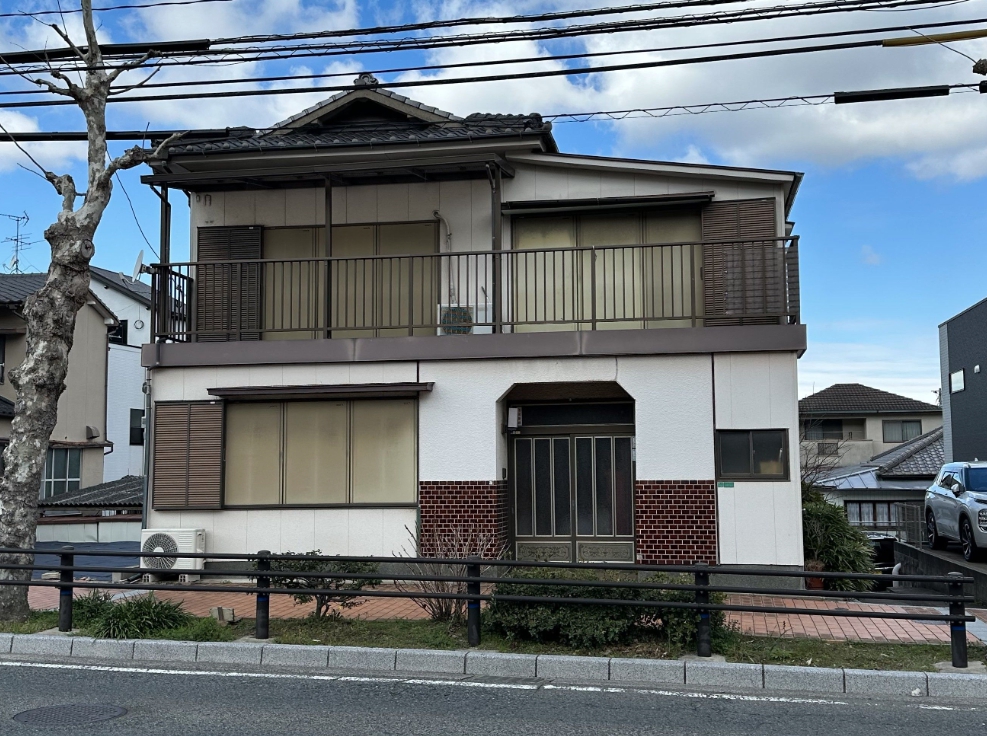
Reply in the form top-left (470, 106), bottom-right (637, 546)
top-left (635, 480), bottom-right (718, 565)
top-left (418, 481), bottom-right (509, 559)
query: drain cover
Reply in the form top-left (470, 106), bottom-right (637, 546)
top-left (13, 704), bottom-right (127, 727)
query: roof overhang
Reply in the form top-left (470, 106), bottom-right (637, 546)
top-left (207, 382), bottom-right (434, 401)
top-left (503, 192), bottom-right (714, 216)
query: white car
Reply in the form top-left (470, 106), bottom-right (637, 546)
top-left (926, 462), bottom-right (987, 562)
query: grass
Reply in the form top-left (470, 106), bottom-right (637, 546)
top-left (0, 610), bottom-right (58, 634)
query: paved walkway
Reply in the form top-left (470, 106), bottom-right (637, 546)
top-left (25, 585), bottom-right (986, 644)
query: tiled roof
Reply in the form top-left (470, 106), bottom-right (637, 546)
top-left (273, 85), bottom-right (460, 128)
top-left (39, 475), bottom-right (144, 508)
top-left (799, 383), bottom-right (941, 415)
top-left (90, 266), bottom-right (151, 306)
top-left (166, 114), bottom-right (551, 155)
top-left (872, 426), bottom-right (945, 478)
top-left (0, 273), bottom-right (46, 305)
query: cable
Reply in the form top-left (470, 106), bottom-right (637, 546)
top-left (0, 0), bottom-right (964, 77)
top-left (0, 33), bottom-right (970, 111)
top-left (5, 15), bottom-right (986, 98)
top-left (0, 0), bottom-right (235, 18)
top-left (114, 171), bottom-right (158, 259)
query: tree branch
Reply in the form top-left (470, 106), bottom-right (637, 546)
top-left (0, 119), bottom-right (57, 182)
top-left (31, 75), bottom-right (75, 98)
top-left (46, 22), bottom-right (87, 63)
top-left (97, 132), bottom-right (183, 190)
top-left (106, 51), bottom-right (156, 84)
top-left (108, 66), bottom-right (160, 96)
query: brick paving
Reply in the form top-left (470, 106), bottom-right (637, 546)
top-left (25, 585), bottom-right (983, 644)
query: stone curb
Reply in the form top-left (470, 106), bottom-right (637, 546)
top-left (4, 634), bottom-right (986, 700)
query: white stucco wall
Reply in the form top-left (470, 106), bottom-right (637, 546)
top-left (90, 281), bottom-right (151, 347)
top-left (105, 344), bottom-right (146, 481)
top-left (712, 352), bottom-right (803, 566)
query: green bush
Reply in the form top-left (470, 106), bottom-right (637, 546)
top-left (73, 591), bottom-right (114, 627)
top-left (266, 551), bottom-right (382, 619)
top-left (487, 568), bottom-right (725, 649)
top-left (83, 594), bottom-right (193, 639)
top-left (156, 616), bottom-right (237, 642)
top-left (802, 501), bottom-right (876, 591)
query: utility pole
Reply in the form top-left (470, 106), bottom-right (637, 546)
top-left (0, 212), bottom-right (36, 273)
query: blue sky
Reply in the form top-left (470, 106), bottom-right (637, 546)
top-left (2, 0), bottom-right (986, 401)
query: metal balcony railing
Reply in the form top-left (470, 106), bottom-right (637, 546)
top-left (150, 236), bottom-right (800, 342)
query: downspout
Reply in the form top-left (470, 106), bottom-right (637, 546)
top-left (486, 163), bottom-right (503, 333)
top-left (433, 210), bottom-right (455, 302)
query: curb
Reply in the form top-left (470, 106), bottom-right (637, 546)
top-left (2, 633), bottom-right (985, 700)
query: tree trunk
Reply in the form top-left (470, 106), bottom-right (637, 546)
top-left (0, 231), bottom-right (95, 621)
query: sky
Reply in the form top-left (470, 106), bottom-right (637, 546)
top-left (1, 0), bottom-right (986, 402)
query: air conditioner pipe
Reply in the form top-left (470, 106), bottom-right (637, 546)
top-left (892, 562), bottom-right (902, 588)
top-left (433, 210), bottom-right (455, 302)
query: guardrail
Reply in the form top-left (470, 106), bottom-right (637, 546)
top-left (0, 546), bottom-right (975, 668)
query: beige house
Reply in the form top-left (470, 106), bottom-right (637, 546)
top-left (0, 273), bottom-right (117, 494)
top-left (799, 383), bottom-right (942, 472)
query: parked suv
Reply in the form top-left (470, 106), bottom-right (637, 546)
top-left (926, 462), bottom-right (987, 562)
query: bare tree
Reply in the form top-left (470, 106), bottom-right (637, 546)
top-left (799, 418), bottom-right (850, 495)
top-left (0, 0), bottom-right (179, 621)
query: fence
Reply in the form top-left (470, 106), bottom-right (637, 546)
top-left (150, 237), bottom-right (800, 341)
top-left (0, 546), bottom-right (975, 668)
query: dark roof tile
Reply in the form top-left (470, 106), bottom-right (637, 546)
top-left (873, 426), bottom-right (945, 478)
top-left (799, 383), bottom-right (940, 415)
top-left (39, 475), bottom-right (144, 508)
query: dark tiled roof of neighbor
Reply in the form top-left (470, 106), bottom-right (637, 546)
top-left (872, 426), bottom-right (945, 478)
top-left (39, 475), bottom-right (144, 508)
top-left (90, 266), bottom-right (151, 305)
top-left (799, 383), bottom-right (941, 415)
top-left (0, 396), bottom-right (13, 418)
top-left (0, 273), bottom-right (46, 305)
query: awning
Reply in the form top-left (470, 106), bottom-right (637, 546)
top-left (207, 382), bottom-right (434, 401)
top-left (502, 192), bottom-right (714, 216)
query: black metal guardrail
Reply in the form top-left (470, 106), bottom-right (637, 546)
top-left (0, 547), bottom-right (976, 668)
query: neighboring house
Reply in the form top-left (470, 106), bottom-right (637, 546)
top-left (139, 76), bottom-right (807, 570)
top-left (90, 266), bottom-right (151, 481)
top-left (799, 383), bottom-right (942, 471)
top-left (817, 426), bottom-right (943, 535)
top-left (36, 475), bottom-right (143, 544)
top-left (940, 296), bottom-right (987, 463)
top-left (0, 273), bottom-right (117, 494)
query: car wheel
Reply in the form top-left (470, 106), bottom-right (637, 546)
top-left (927, 510), bottom-right (947, 550)
top-left (960, 517), bottom-right (980, 562)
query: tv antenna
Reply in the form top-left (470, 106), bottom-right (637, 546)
top-left (0, 212), bottom-right (38, 274)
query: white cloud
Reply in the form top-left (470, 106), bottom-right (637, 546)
top-left (860, 244), bottom-right (882, 266)
top-left (0, 111), bottom-right (86, 173)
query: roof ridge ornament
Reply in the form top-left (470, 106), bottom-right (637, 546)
top-left (354, 72), bottom-right (380, 88)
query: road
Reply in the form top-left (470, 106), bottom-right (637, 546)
top-left (0, 658), bottom-right (985, 735)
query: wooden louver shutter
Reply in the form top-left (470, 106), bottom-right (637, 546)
top-left (701, 199), bottom-right (782, 326)
top-left (195, 226), bottom-right (262, 341)
top-left (151, 402), bottom-right (223, 509)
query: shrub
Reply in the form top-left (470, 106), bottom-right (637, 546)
top-left (267, 551), bottom-right (382, 619)
top-left (487, 568), bottom-right (725, 649)
top-left (395, 524), bottom-right (506, 623)
top-left (84, 594), bottom-right (193, 639)
top-left (156, 616), bottom-right (237, 642)
top-left (73, 591), bottom-right (114, 627)
top-left (802, 501), bottom-right (875, 591)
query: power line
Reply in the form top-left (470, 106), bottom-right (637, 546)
top-left (0, 0), bottom-right (234, 18)
top-left (0, 32), bottom-right (974, 111)
top-left (1, 0), bottom-right (964, 77)
top-left (5, 15), bottom-right (986, 98)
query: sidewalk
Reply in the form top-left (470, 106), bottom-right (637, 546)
top-left (27, 585), bottom-right (984, 644)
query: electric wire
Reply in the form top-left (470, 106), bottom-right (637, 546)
top-left (0, 0), bottom-right (235, 17)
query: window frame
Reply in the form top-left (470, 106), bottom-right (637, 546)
top-left (950, 369), bottom-right (965, 394)
top-left (129, 408), bottom-right (145, 445)
top-left (714, 429), bottom-right (790, 481)
top-left (882, 419), bottom-right (922, 444)
top-left (221, 398), bottom-right (419, 509)
top-left (107, 320), bottom-right (128, 346)
top-left (43, 447), bottom-right (82, 499)
top-left (844, 501), bottom-right (896, 528)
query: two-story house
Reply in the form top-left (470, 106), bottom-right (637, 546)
top-left (940, 296), bottom-right (987, 463)
top-left (800, 383), bottom-right (942, 472)
top-left (140, 76), bottom-right (806, 570)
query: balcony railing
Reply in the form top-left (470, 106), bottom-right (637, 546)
top-left (150, 236), bottom-right (799, 342)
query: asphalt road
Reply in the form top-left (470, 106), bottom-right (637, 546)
top-left (0, 658), bottom-right (985, 736)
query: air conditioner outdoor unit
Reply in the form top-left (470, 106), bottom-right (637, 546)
top-left (437, 303), bottom-right (493, 336)
top-left (140, 528), bottom-right (206, 572)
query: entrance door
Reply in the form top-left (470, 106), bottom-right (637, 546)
top-left (513, 434), bottom-right (635, 562)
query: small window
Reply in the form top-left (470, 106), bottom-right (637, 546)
top-left (108, 320), bottom-right (128, 345)
top-left (129, 408), bottom-right (145, 445)
top-left (882, 420), bottom-right (922, 443)
top-left (817, 442), bottom-right (839, 456)
top-left (715, 430), bottom-right (788, 480)
top-left (43, 448), bottom-right (82, 499)
top-left (950, 369), bottom-right (965, 393)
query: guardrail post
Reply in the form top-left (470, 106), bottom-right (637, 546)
top-left (467, 555), bottom-right (482, 647)
top-left (948, 572), bottom-right (968, 669)
top-left (694, 562), bottom-right (712, 658)
top-left (58, 546), bottom-right (74, 633)
top-left (255, 550), bottom-right (271, 641)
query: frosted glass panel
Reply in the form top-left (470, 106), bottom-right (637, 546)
top-left (284, 401), bottom-right (347, 504)
top-left (351, 399), bottom-right (416, 503)
top-left (225, 403), bottom-right (281, 505)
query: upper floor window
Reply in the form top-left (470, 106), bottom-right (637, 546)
top-left (108, 320), bottom-right (128, 345)
top-left (950, 369), bottom-right (965, 393)
top-left (802, 418), bottom-right (843, 441)
top-left (882, 420), bottom-right (921, 444)
top-left (130, 408), bottom-right (145, 445)
top-left (715, 429), bottom-right (788, 480)
top-left (43, 447), bottom-right (81, 498)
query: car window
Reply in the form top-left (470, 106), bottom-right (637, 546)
top-left (939, 473), bottom-right (955, 489)
top-left (967, 468), bottom-right (987, 493)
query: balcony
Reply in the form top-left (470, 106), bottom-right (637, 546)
top-left (149, 237), bottom-right (799, 342)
